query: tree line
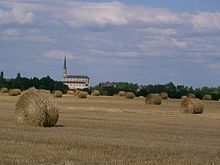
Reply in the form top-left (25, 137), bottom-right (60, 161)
top-left (87, 82), bottom-right (220, 100)
top-left (1, 71), bottom-right (220, 100)
top-left (0, 72), bottom-right (68, 93)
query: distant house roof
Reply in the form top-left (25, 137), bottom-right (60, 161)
top-left (64, 75), bottom-right (89, 79)
top-left (64, 81), bottom-right (88, 84)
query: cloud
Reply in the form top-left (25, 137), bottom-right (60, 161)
top-left (170, 38), bottom-right (188, 49)
top-left (1, 1), bottom-right (220, 31)
top-left (51, 1), bottom-right (182, 27)
top-left (23, 35), bottom-right (54, 42)
top-left (1, 28), bottom-right (19, 37)
top-left (144, 28), bottom-right (177, 36)
top-left (0, 5), bottom-right (34, 24)
top-left (0, 28), bottom-right (53, 42)
top-left (0, 28), bottom-right (20, 40)
top-left (0, 1), bottom-right (183, 27)
top-left (43, 50), bottom-right (76, 60)
top-left (1, 1), bottom-right (220, 69)
top-left (188, 11), bottom-right (220, 30)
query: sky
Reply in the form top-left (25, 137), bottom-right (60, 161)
top-left (0, 0), bottom-right (220, 87)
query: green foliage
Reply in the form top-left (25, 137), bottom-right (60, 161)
top-left (0, 71), bottom-right (68, 93)
top-left (92, 81), bottom-right (220, 100)
top-left (0, 71), bottom-right (3, 80)
top-left (92, 82), bottom-right (138, 96)
top-left (82, 88), bottom-right (91, 95)
top-left (1, 70), bottom-right (220, 99)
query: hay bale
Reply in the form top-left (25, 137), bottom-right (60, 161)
top-left (67, 90), bottom-right (74, 95)
top-left (181, 96), bottom-right (187, 100)
top-left (0, 87), bottom-right (8, 93)
top-left (187, 93), bottom-right (196, 98)
top-left (15, 88), bottom-right (59, 127)
top-left (9, 89), bottom-right (21, 96)
top-left (203, 94), bottom-right (212, 100)
top-left (118, 91), bottom-right (126, 97)
top-left (145, 94), bottom-right (162, 105)
top-left (78, 91), bottom-right (87, 98)
top-left (52, 90), bottom-right (62, 98)
top-left (126, 92), bottom-right (135, 99)
top-left (180, 98), bottom-right (204, 114)
top-left (180, 96), bottom-right (188, 107)
top-left (92, 90), bottom-right (100, 96)
top-left (39, 89), bottom-right (50, 94)
top-left (160, 92), bottom-right (168, 99)
top-left (74, 90), bottom-right (81, 96)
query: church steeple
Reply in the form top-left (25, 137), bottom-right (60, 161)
top-left (63, 55), bottom-right (67, 69)
top-left (63, 55), bottom-right (67, 77)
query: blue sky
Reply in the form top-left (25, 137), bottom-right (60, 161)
top-left (0, 0), bottom-right (220, 87)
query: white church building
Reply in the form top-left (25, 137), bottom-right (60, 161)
top-left (63, 56), bottom-right (89, 89)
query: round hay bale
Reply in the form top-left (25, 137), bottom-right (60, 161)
top-left (181, 96), bottom-right (187, 100)
top-left (180, 98), bottom-right (204, 114)
top-left (145, 94), bottom-right (162, 105)
top-left (160, 92), bottom-right (168, 99)
top-left (118, 91), bottom-right (126, 97)
top-left (78, 91), bottom-right (87, 98)
top-left (203, 94), bottom-right (212, 100)
top-left (9, 89), bottom-right (21, 96)
top-left (74, 90), bottom-right (81, 96)
top-left (187, 93), bottom-right (196, 98)
top-left (126, 92), bottom-right (135, 99)
top-left (0, 87), bottom-right (8, 93)
top-left (52, 90), bottom-right (62, 98)
top-left (15, 88), bottom-right (59, 127)
top-left (67, 90), bottom-right (74, 95)
top-left (180, 96), bottom-right (188, 107)
top-left (39, 89), bottom-right (50, 94)
top-left (92, 90), bottom-right (100, 96)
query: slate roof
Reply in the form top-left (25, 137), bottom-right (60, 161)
top-left (64, 75), bottom-right (89, 79)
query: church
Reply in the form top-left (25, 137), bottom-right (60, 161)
top-left (63, 56), bottom-right (89, 89)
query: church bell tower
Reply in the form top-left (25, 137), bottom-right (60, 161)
top-left (63, 55), bottom-right (67, 77)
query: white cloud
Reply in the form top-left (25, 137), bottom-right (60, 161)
top-left (0, 28), bottom-right (20, 40)
top-left (170, 38), bottom-right (188, 49)
top-left (52, 1), bottom-right (181, 27)
top-left (43, 50), bottom-right (76, 60)
top-left (0, 1), bottom-right (181, 27)
top-left (1, 28), bottom-right (19, 36)
top-left (144, 28), bottom-right (177, 35)
top-left (138, 37), bottom-right (188, 53)
top-left (0, 6), bottom-right (34, 24)
top-left (1, 1), bottom-right (220, 31)
top-left (23, 35), bottom-right (54, 42)
top-left (11, 6), bottom-right (34, 24)
top-left (189, 12), bottom-right (220, 30)
top-left (0, 28), bottom-right (53, 42)
top-left (1, 1), bottom-right (220, 66)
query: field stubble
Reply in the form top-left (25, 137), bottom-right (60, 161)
top-left (0, 94), bottom-right (220, 164)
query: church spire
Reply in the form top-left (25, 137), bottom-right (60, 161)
top-left (63, 55), bottom-right (67, 77)
top-left (63, 55), bottom-right (67, 70)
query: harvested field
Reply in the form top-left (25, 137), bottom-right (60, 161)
top-left (0, 94), bottom-right (220, 164)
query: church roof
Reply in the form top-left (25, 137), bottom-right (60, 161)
top-left (64, 75), bottom-right (89, 79)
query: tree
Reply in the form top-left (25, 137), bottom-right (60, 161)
top-left (0, 71), bottom-right (4, 80)
top-left (16, 73), bottom-right (21, 79)
top-left (136, 88), bottom-right (148, 97)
